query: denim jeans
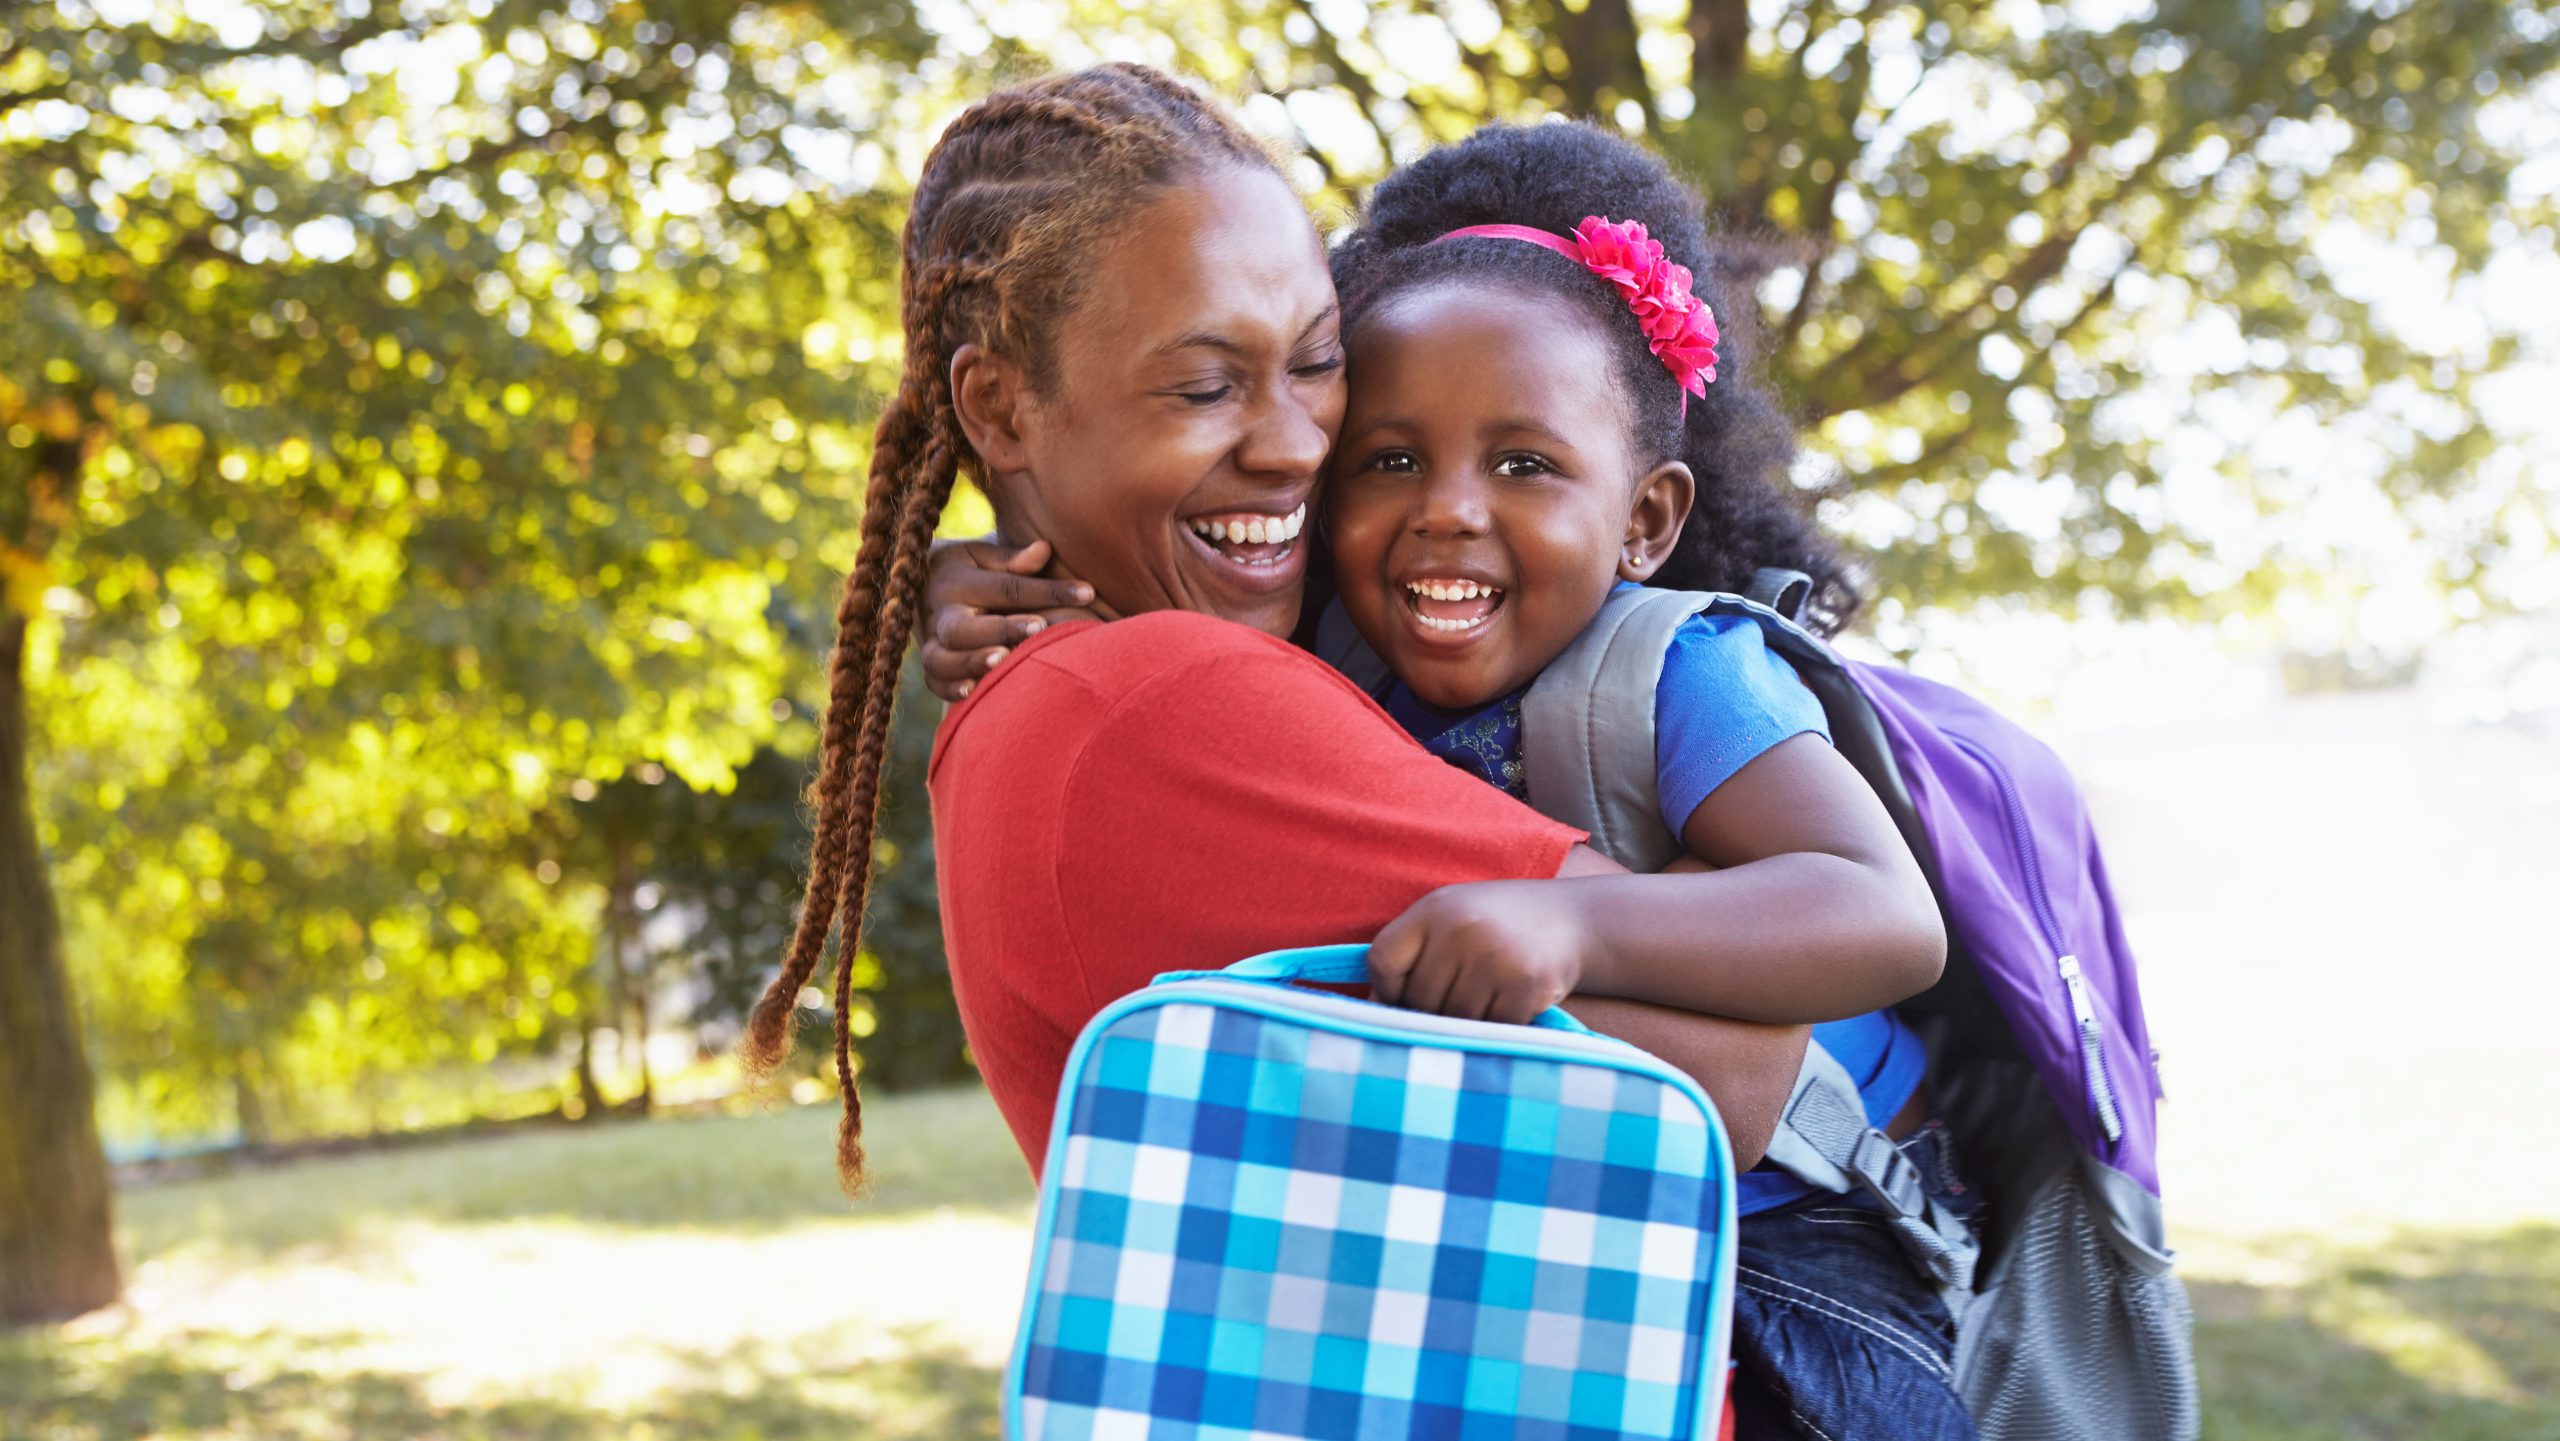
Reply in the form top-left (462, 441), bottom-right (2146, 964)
top-left (1726, 1121), bottom-right (1983, 1441)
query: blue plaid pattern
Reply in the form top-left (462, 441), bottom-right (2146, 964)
top-left (1013, 991), bottom-right (1731, 1440)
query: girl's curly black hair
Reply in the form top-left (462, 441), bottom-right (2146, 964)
top-left (1330, 121), bottom-right (1861, 635)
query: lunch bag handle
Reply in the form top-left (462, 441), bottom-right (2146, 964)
top-left (1154, 944), bottom-right (1598, 1035)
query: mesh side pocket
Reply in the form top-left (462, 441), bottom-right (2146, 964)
top-left (1956, 1169), bottom-right (2199, 1441)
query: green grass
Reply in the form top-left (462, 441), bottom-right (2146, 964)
top-left (2188, 1226), bottom-right (2560, 1441)
top-left (3, 1086), bottom-right (2554, 1439)
top-left (115, 1087), bottom-right (1033, 1263)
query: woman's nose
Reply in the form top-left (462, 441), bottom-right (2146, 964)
top-left (1235, 386), bottom-right (1331, 484)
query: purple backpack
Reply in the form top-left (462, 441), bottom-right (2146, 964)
top-left (1321, 580), bottom-right (2199, 1440)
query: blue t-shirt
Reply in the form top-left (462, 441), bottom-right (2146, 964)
top-left (1369, 591), bottom-right (1927, 1214)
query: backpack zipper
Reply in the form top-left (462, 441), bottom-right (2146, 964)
top-left (2057, 955), bottom-right (2125, 1144)
top-left (1947, 732), bottom-right (2124, 1145)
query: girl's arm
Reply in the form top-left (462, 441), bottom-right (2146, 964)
top-left (917, 537), bottom-right (1097, 701)
top-left (1370, 733), bottom-right (1945, 1026)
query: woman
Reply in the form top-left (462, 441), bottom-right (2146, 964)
top-left (741, 63), bottom-right (1805, 1196)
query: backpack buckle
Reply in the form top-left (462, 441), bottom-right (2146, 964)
top-left (1845, 1128), bottom-right (1927, 1218)
top-left (1846, 1127), bottom-right (1979, 1295)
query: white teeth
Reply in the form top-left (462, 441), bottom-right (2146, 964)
top-left (1406, 579), bottom-right (1503, 602)
top-left (1188, 503), bottom-right (1308, 549)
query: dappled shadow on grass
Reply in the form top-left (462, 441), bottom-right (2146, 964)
top-left (2194, 1223), bottom-right (2560, 1441)
top-left (120, 1087), bottom-right (1036, 1264)
top-left (0, 1324), bottom-right (1002, 1441)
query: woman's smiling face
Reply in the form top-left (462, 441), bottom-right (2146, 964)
top-left (977, 165), bottom-right (1345, 639)
top-left (1327, 282), bottom-right (1681, 710)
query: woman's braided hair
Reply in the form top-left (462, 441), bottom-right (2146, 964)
top-left (1330, 122), bottom-right (1862, 635)
top-left (743, 65), bottom-right (1277, 1196)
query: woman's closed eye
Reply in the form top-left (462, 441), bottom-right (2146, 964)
top-left (1291, 350), bottom-right (1345, 380)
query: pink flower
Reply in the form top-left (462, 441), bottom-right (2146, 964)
top-left (1569, 216), bottom-right (1720, 399)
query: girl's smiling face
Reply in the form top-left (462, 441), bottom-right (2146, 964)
top-left (1327, 282), bottom-right (1693, 710)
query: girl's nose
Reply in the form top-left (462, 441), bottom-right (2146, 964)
top-left (1411, 466), bottom-right (1490, 538)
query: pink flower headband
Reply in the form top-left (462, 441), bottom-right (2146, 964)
top-left (1433, 217), bottom-right (1721, 412)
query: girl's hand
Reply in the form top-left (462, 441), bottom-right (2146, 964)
top-left (1367, 880), bottom-right (1605, 1025)
top-left (919, 537), bottom-right (1098, 702)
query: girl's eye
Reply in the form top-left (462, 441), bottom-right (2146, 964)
top-left (1492, 453), bottom-right (1556, 478)
top-left (1365, 450), bottom-right (1419, 474)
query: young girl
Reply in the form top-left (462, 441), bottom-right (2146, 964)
top-left (1317, 122), bottom-right (1975, 1441)
top-left (927, 122), bottom-right (1978, 1441)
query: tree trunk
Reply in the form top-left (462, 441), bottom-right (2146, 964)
top-left (608, 838), bottom-right (652, 1114)
top-left (0, 611), bottom-right (123, 1325)
top-left (1688, 0), bottom-right (1753, 85)
top-left (574, 1015), bottom-right (605, 1119)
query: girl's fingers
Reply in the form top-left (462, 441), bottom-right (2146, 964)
top-left (920, 644), bottom-right (980, 701)
top-left (933, 609), bottom-right (1040, 654)
top-left (1443, 967), bottom-right (1498, 1024)
top-left (947, 568), bottom-right (1094, 615)
top-left (1400, 950), bottom-right (1460, 1018)
top-left (996, 538), bottom-right (1055, 573)
top-left (1367, 914), bottom-right (1423, 1007)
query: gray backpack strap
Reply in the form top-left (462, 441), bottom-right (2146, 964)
top-left (1767, 1046), bottom-right (1981, 1306)
top-left (1521, 585), bottom-right (1977, 1302)
top-left (1741, 567), bottom-right (1814, 624)
top-left (1312, 598), bottom-right (1392, 696)
top-left (1518, 586), bottom-right (1712, 873)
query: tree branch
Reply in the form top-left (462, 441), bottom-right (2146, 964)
top-left (1559, 0), bottom-right (1655, 131)
top-left (1286, 0), bottom-right (1403, 172)
top-left (1809, 135), bottom-right (2180, 421)
top-left (1852, 254), bottom-right (2133, 490)
top-left (1778, 6), bottom-right (1886, 356)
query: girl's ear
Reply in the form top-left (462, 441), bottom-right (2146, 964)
top-left (949, 343), bottom-right (1034, 478)
top-left (1617, 461), bottom-right (1694, 583)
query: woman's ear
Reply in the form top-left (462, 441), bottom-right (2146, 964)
top-left (949, 344), bottom-right (1033, 478)
top-left (1617, 461), bottom-right (1694, 582)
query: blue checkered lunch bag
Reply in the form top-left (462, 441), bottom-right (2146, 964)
top-left (1006, 944), bottom-right (1742, 1440)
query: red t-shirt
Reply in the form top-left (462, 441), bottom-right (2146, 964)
top-left (927, 610), bottom-right (1585, 1173)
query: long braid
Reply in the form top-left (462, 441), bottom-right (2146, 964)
top-left (745, 65), bottom-right (1278, 1197)
top-left (740, 394), bottom-right (920, 1077)
top-left (740, 267), bottom-right (975, 1160)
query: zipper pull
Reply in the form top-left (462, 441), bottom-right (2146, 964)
top-left (2058, 955), bottom-right (2125, 1144)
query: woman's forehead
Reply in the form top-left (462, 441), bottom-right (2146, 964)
top-left (1069, 167), bottom-right (1334, 362)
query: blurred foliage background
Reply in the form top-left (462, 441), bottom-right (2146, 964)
top-left (3, 0), bottom-right (2556, 1322)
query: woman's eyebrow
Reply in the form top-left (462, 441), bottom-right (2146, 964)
top-left (1156, 304), bottom-right (1342, 357)
top-left (1295, 304), bottom-right (1341, 344)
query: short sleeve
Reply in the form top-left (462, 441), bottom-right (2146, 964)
top-left (1053, 622), bottom-right (1584, 1008)
top-left (1653, 612), bottom-right (1831, 836)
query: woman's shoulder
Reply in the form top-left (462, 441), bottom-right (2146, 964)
top-left (934, 608), bottom-right (1369, 773)
top-left (1008, 607), bottom-right (1338, 694)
